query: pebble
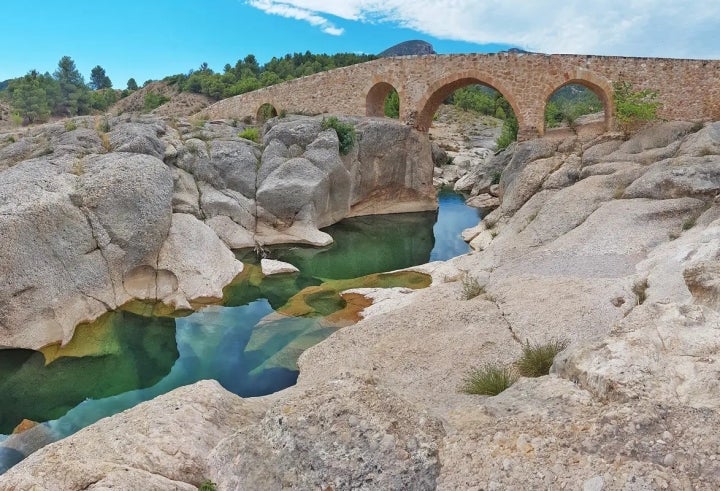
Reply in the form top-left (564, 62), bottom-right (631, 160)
top-left (663, 453), bottom-right (676, 467)
top-left (583, 475), bottom-right (605, 491)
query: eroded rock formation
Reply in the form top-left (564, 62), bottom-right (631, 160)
top-left (0, 114), bottom-right (435, 350)
top-left (5, 119), bottom-right (720, 489)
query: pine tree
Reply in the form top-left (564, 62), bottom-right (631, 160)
top-left (89, 65), bottom-right (112, 90)
top-left (53, 56), bottom-right (89, 116)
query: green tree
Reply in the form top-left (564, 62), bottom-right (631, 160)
top-left (53, 56), bottom-right (89, 116)
top-left (88, 88), bottom-right (118, 111)
top-left (89, 65), bottom-right (112, 90)
top-left (8, 70), bottom-right (52, 123)
top-left (126, 78), bottom-right (138, 91)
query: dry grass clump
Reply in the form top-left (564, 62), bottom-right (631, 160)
top-left (515, 339), bottom-right (569, 377)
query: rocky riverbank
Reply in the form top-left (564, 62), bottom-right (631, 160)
top-left (4, 118), bottom-right (720, 489)
top-left (0, 115), bottom-right (435, 351)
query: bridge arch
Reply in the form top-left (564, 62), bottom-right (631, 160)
top-left (256, 102), bottom-right (278, 122)
top-left (540, 71), bottom-right (614, 133)
top-left (366, 81), bottom-right (401, 118)
top-left (414, 71), bottom-right (521, 133)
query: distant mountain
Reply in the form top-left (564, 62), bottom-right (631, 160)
top-left (379, 40), bottom-right (436, 57)
top-left (0, 80), bottom-right (9, 91)
top-left (499, 48), bottom-right (532, 55)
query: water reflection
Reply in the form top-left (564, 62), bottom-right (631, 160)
top-left (0, 191), bottom-right (480, 473)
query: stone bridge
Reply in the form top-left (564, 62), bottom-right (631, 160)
top-left (202, 53), bottom-right (720, 140)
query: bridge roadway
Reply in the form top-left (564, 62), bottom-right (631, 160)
top-left (203, 53), bottom-right (720, 140)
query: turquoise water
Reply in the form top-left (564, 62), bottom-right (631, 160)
top-left (0, 191), bottom-right (479, 473)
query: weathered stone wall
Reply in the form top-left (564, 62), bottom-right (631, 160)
top-left (201, 53), bottom-right (720, 140)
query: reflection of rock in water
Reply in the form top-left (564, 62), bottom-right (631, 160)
top-left (0, 447), bottom-right (24, 474)
top-left (0, 422), bottom-right (58, 472)
top-left (271, 211), bottom-right (437, 281)
top-left (0, 311), bottom-right (178, 434)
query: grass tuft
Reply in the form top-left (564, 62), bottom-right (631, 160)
top-left (460, 273), bottom-right (484, 300)
top-left (515, 339), bottom-right (569, 377)
top-left (461, 363), bottom-right (517, 396)
top-left (238, 127), bottom-right (259, 143)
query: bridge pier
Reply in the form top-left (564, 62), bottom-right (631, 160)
top-left (517, 126), bottom-right (542, 142)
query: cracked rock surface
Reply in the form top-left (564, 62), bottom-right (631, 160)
top-left (5, 120), bottom-right (720, 489)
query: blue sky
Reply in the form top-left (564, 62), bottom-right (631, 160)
top-left (3, 0), bottom-right (719, 88)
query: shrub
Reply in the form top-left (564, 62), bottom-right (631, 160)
top-left (461, 364), bottom-right (517, 395)
top-left (515, 339), bottom-right (569, 377)
top-left (64, 119), bottom-right (78, 131)
top-left (198, 480), bottom-right (217, 491)
top-left (682, 217), bottom-right (696, 230)
top-left (100, 132), bottom-right (111, 152)
top-left (460, 273), bottom-right (484, 300)
top-left (490, 171), bottom-right (501, 185)
top-left (95, 116), bottom-right (111, 133)
top-left (238, 127), bottom-right (259, 143)
top-left (384, 89), bottom-right (399, 118)
top-left (496, 116), bottom-right (518, 151)
top-left (633, 278), bottom-right (648, 305)
top-left (321, 116), bottom-right (356, 155)
top-left (143, 92), bottom-right (170, 112)
top-left (613, 81), bottom-right (659, 136)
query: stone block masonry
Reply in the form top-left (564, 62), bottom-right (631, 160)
top-left (202, 53), bottom-right (720, 140)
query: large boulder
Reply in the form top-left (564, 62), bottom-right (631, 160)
top-left (0, 380), bottom-right (266, 490)
top-left (0, 152), bottom-right (173, 349)
top-left (208, 377), bottom-right (445, 490)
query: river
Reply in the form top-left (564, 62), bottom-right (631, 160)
top-left (0, 189), bottom-right (480, 473)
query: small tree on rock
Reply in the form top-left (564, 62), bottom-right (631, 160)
top-left (126, 78), bottom-right (138, 91)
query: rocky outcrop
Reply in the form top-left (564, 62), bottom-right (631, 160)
top-left (7, 119), bottom-right (720, 489)
top-left (0, 380), bottom-right (267, 490)
top-left (0, 114), bottom-right (435, 350)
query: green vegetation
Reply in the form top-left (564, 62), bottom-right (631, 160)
top-left (238, 127), bottom-right (259, 142)
top-left (1, 50), bottom-right (375, 125)
top-left (384, 89), bottom-right (399, 118)
top-left (89, 65), bottom-right (112, 90)
top-left (64, 119), bottom-right (77, 131)
top-left (545, 84), bottom-right (603, 128)
top-left (461, 364), bottom-right (518, 396)
top-left (143, 92), bottom-right (170, 112)
top-left (515, 339), bottom-right (568, 377)
top-left (613, 81), bottom-right (660, 135)
top-left (321, 116), bottom-right (356, 155)
top-left (682, 217), bottom-right (696, 230)
top-left (165, 51), bottom-right (376, 101)
top-left (88, 88), bottom-right (118, 112)
top-left (198, 480), bottom-right (217, 491)
top-left (449, 85), bottom-right (518, 150)
top-left (461, 338), bottom-right (569, 396)
top-left (460, 273), bottom-right (484, 300)
top-left (257, 103), bottom-right (277, 122)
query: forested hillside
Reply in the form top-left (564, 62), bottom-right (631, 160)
top-left (0, 51), bottom-right (376, 124)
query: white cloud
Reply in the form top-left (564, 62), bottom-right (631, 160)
top-left (246, 0), bottom-right (720, 58)
top-left (247, 0), bottom-right (344, 36)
